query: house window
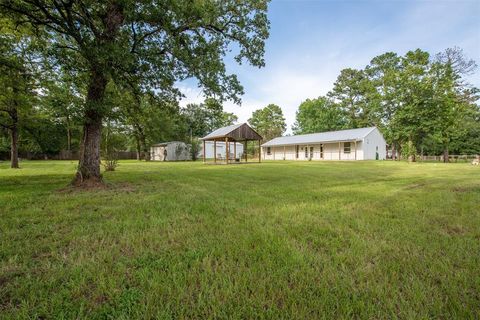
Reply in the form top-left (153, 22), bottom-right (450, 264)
top-left (305, 147), bottom-right (308, 158)
top-left (267, 147), bottom-right (271, 155)
top-left (296, 145), bottom-right (299, 158)
top-left (344, 142), bottom-right (351, 154)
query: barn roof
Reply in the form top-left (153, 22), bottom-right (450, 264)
top-left (201, 123), bottom-right (263, 141)
top-left (262, 127), bottom-right (377, 147)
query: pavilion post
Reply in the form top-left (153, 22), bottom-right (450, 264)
top-left (202, 140), bottom-right (206, 163)
top-left (225, 137), bottom-right (229, 164)
top-left (234, 141), bottom-right (236, 162)
top-left (245, 140), bottom-right (247, 162)
top-left (214, 140), bottom-right (217, 164)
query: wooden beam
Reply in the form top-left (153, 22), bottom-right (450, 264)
top-left (202, 140), bottom-right (206, 163)
top-left (245, 140), bottom-right (247, 162)
top-left (214, 140), bottom-right (217, 164)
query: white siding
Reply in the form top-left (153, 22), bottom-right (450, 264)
top-left (263, 141), bottom-right (364, 161)
top-left (362, 128), bottom-right (387, 160)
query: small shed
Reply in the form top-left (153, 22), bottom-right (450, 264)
top-left (201, 123), bottom-right (263, 164)
top-left (150, 141), bottom-right (191, 161)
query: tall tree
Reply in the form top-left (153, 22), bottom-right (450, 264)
top-left (248, 104), bottom-right (286, 141)
top-left (0, 22), bottom-right (37, 168)
top-left (182, 98), bottom-right (238, 138)
top-left (431, 47), bottom-right (478, 162)
top-left (328, 68), bottom-right (378, 129)
top-left (1, 0), bottom-right (270, 185)
top-left (292, 96), bottom-right (346, 134)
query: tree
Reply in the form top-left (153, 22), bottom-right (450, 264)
top-left (1, 0), bottom-right (270, 185)
top-left (0, 22), bottom-right (37, 168)
top-left (248, 104), bottom-right (286, 141)
top-left (430, 48), bottom-right (478, 162)
top-left (182, 98), bottom-right (238, 138)
top-left (292, 96), bottom-right (346, 134)
top-left (365, 52), bottom-right (402, 159)
top-left (328, 68), bottom-right (378, 129)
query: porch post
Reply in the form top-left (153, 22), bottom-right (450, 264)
top-left (202, 140), bottom-right (206, 163)
top-left (273, 146), bottom-right (275, 160)
top-left (307, 144), bottom-right (309, 160)
top-left (225, 137), bottom-right (229, 164)
top-left (354, 140), bottom-right (357, 160)
top-left (284, 145), bottom-right (286, 160)
top-left (258, 140), bottom-right (261, 163)
top-left (338, 142), bottom-right (341, 160)
top-left (214, 140), bottom-right (217, 164)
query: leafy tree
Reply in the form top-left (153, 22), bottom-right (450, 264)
top-left (292, 96), bottom-right (346, 134)
top-left (365, 52), bottom-right (402, 158)
top-left (328, 68), bottom-right (378, 129)
top-left (248, 104), bottom-right (286, 141)
top-left (182, 98), bottom-right (238, 138)
top-left (0, 22), bottom-right (38, 168)
top-left (1, 0), bottom-right (270, 184)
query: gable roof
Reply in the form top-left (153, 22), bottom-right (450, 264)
top-left (201, 123), bottom-right (263, 141)
top-left (262, 127), bottom-right (377, 147)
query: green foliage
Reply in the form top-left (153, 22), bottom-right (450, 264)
top-left (182, 98), bottom-right (238, 138)
top-left (248, 104), bottom-right (286, 141)
top-left (293, 96), bottom-right (346, 134)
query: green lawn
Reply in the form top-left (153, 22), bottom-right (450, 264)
top-left (1, 160), bottom-right (479, 319)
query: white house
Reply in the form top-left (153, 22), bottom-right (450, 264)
top-left (261, 127), bottom-right (386, 161)
top-left (200, 141), bottom-right (244, 159)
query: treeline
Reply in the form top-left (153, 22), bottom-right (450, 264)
top-left (292, 48), bottom-right (480, 160)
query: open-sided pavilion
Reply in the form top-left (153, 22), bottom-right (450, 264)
top-left (201, 123), bottom-right (263, 164)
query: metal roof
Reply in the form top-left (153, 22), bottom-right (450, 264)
top-left (201, 123), bottom-right (244, 140)
top-left (261, 127), bottom-right (377, 147)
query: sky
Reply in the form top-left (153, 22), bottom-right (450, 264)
top-left (178, 0), bottom-right (480, 134)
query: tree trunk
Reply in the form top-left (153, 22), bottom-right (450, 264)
top-left (10, 122), bottom-right (19, 169)
top-left (443, 147), bottom-right (449, 163)
top-left (74, 70), bottom-right (107, 185)
top-left (135, 136), bottom-right (141, 160)
top-left (138, 128), bottom-right (149, 161)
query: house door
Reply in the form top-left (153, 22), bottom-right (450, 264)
top-left (309, 147), bottom-right (314, 159)
top-left (320, 144), bottom-right (324, 159)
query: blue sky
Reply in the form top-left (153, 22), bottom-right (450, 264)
top-left (179, 0), bottom-right (480, 133)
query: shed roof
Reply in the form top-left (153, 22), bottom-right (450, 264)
top-left (151, 141), bottom-right (186, 147)
top-left (262, 127), bottom-right (377, 147)
top-left (201, 123), bottom-right (263, 141)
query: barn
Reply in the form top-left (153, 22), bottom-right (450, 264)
top-left (150, 141), bottom-right (191, 161)
top-left (262, 127), bottom-right (386, 161)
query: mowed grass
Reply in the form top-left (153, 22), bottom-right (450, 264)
top-left (0, 160), bottom-right (479, 319)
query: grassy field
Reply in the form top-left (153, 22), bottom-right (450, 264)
top-left (0, 160), bottom-right (479, 319)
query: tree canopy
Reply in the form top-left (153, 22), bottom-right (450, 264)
top-left (0, 0), bottom-right (270, 183)
top-left (248, 104), bottom-right (286, 141)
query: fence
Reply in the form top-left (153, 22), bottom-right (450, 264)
top-left (419, 155), bottom-right (478, 162)
top-left (0, 150), bottom-right (138, 161)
